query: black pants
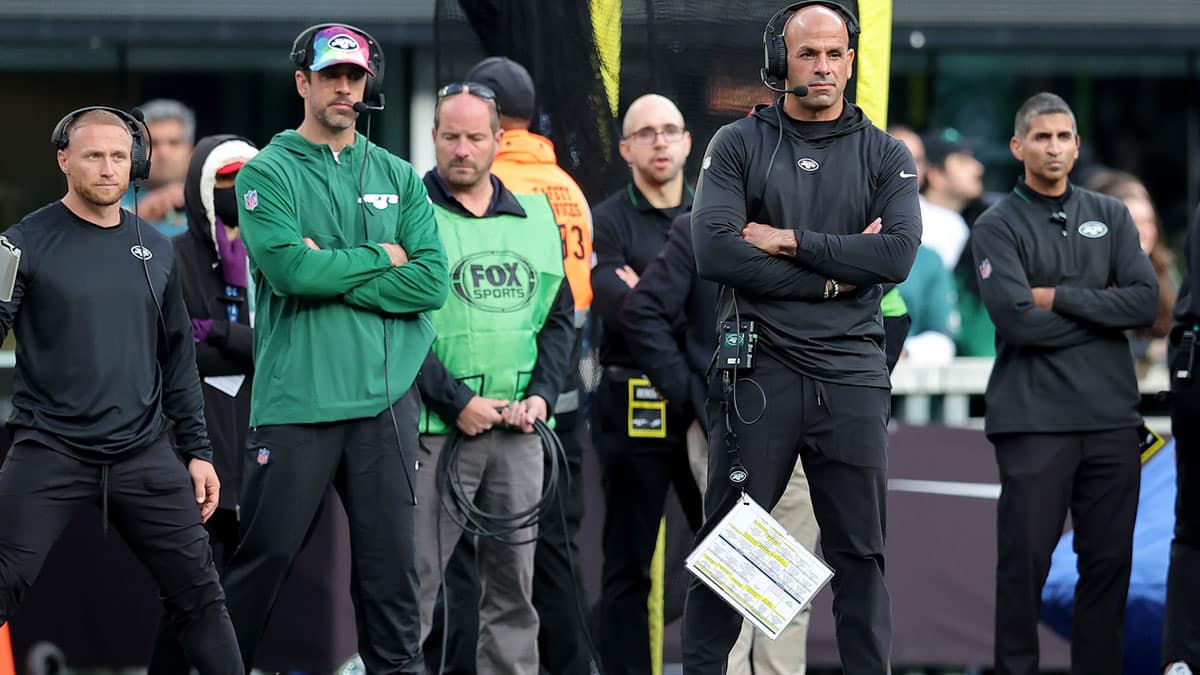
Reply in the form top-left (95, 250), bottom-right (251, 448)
top-left (427, 412), bottom-right (592, 675)
top-left (992, 429), bottom-right (1140, 675)
top-left (0, 435), bottom-right (242, 675)
top-left (533, 412), bottom-right (592, 675)
top-left (1166, 345), bottom-right (1200, 669)
top-left (221, 386), bottom-right (423, 675)
top-left (594, 373), bottom-right (704, 675)
top-left (681, 358), bottom-right (892, 674)
top-left (148, 507), bottom-right (240, 674)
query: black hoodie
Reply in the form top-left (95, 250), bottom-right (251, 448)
top-left (175, 134), bottom-right (257, 510)
top-left (692, 99), bottom-right (921, 387)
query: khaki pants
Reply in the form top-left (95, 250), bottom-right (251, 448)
top-left (686, 421), bottom-right (819, 675)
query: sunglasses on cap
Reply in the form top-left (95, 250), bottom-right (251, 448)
top-left (437, 82), bottom-right (500, 111)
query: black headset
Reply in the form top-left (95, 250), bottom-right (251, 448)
top-left (290, 23), bottom-right (386, 109)
top-left (50, 106), bottom-right (152, 182)
top-left (762, 0), bottom-right (861, 83)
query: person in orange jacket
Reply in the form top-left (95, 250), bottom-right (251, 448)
top-left (424, 56), bottom-right (596, 675)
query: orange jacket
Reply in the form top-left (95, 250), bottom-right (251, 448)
top-left (492, 129), bottom-right (593, 315)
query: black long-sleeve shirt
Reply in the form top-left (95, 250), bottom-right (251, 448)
top-left (592, 182), bottom-right (693, 369)
top-left (691, 100), bottom-right (921, 387)
top-left (621, 213), bottom-right (717, 427)
top-left (0, 202), bottom-right (211, 463)
top-left (971, 180), bottom-right (1158, 436)
top-left (417, 172), bottom-right (575, 425)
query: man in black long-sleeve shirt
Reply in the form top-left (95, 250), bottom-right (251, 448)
top-left (971, 93), bottom-right (1157, 675)
top-left (590, 92), bottom-right (705, 675)
top-left (0, 109), bottom-right (241, 673)
top-left (1166, 204), bottom-right (1200, 675)
top-left (682, 5), bottom-right (920, 673)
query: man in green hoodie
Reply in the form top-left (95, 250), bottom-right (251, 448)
top-left (219, 24), bottom-right (448, 675)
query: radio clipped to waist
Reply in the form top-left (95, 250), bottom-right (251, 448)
top-left (717, 320), bottom-right (757, 371)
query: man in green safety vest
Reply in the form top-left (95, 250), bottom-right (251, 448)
top-left (413, 82), bottom-right (575, 674)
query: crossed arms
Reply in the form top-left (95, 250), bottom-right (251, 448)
top-left (237, 162), bottom-right (448, 315)
top-left (690, 127), bottom-right (921, 300)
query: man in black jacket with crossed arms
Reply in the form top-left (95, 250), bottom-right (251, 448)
top-left (972, 92), bottom-right (1157, 675)
top-left (681, 3), bottom-right (920, 673)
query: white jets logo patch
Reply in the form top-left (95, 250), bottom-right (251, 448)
top-left (1078, 221), bottom-right (1109, 238)
top-left (358, 193), bottom-right (400, 209)
top-left (130, 245), bottom-right (153, 261)
top-left (328, 35), bottom-right (360, 51)
top-left (797, 158), bottom-right (820, 172)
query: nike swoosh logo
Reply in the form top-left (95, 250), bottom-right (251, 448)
top-left (900, 171), bottom-right (917, 178)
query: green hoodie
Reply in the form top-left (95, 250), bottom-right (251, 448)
top-left (237, 130), bottom-right (448, 426)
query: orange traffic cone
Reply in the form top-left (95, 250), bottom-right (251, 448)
top-left (0, 623), bottom-right (15, 675)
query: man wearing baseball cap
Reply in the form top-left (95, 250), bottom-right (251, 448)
top-left (220, 23), bottom-right (448, 674)
top-left (920, 127), bottom-right (983, 270)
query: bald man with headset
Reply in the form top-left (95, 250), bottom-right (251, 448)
top-left (683, 2), bottom-right (920, 672)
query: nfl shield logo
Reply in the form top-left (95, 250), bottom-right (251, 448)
top-left (256, 447), bottom-right (270, 465)
top-left (243, 189), bottom-right (259, 211)
top-left (978, 258), bottom-right (992, 280)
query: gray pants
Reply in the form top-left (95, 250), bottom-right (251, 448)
top-left (688, 420), bottom-right (819, 675)
top-left (416, 431), bottom-right (543, 675)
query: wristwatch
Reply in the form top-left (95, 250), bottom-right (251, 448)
top-left (823, 279), bottom-right (839, 300)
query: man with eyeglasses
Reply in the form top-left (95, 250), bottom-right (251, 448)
top-left (590, 93), bottom-right (704, 675)
top-left (413, 81), bottom-right (574, 674)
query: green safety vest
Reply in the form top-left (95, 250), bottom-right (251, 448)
top-left (420, 193), bottom-right (565, 435)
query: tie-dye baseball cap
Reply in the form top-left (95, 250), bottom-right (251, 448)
top-left (308, 26), bottom-right (375, 76)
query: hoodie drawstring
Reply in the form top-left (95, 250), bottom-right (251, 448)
top-left (815, 380), bottom-right (830, 414)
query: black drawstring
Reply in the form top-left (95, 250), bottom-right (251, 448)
top-left (815, 380), bottom-right (830, 413)
top-left (100, 464), bottom-right (110, 537)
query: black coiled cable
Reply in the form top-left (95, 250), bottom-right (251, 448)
top-left (436, 418), bottom-right (563, 544)
top-left (433, 418), bottom-right (604, 674)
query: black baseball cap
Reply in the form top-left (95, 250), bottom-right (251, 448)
top-left (923, 128), bottom-right (973, 168)
top-left (466, 57), bottom-right (536, 121)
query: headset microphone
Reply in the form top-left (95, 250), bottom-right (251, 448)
top-left (759, 70), bottom-right (809, 98)
top-left (353, 97), bottom-right (386, 114)
top-left (1051, 210), bottom-right (1069, 237)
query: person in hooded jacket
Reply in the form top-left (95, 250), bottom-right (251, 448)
top-left (146, 134), bottom-right (258, 674)
top-left (682, 3), bottom-right (920, 673)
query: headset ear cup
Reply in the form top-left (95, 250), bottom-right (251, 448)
top-left (767, 33), bottom-right (789, 81)
top-left (365, 39), bottom-right (385, 105)
top-left (132, 145), bottom-right (146, 181)
top-left (129, 126), bottom-right (149, 182)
